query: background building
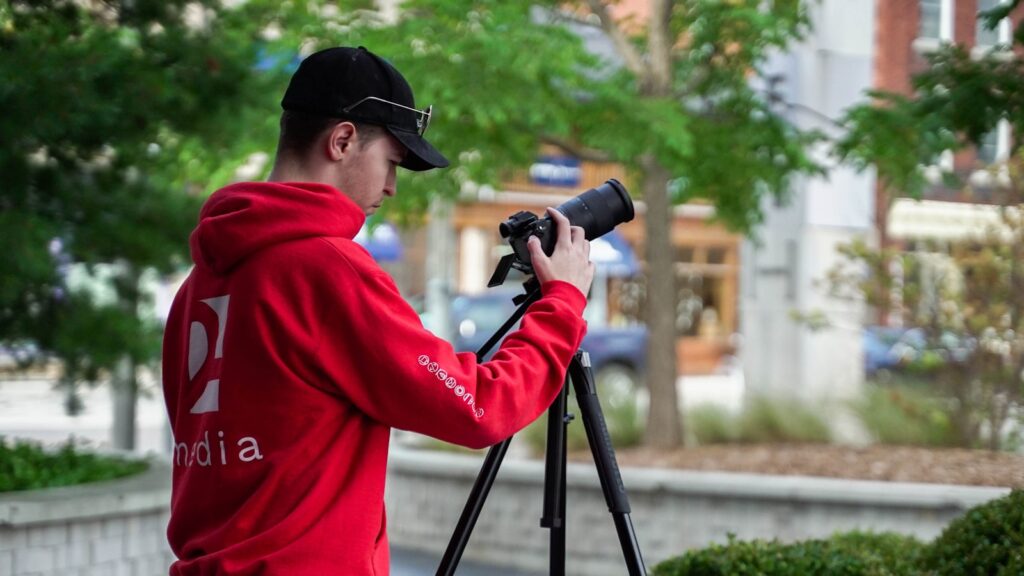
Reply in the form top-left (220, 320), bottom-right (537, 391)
top-left (740, 1), bottom-right (877, 417)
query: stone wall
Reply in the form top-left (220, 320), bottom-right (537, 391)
top-left (384, 448), bottom-right (1011, 576)
top-left (0, 461), bottom-right (173, 576)
top-left (0, 450), bottom-right (1011, 576)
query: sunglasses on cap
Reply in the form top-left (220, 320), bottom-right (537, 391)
top-left (342, 96), bottom-right (433, 137)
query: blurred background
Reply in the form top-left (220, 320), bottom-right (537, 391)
top-left (2, 0), bottom-right (1023, 574)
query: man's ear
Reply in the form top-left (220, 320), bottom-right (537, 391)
top-left (326, 121), bottom-right (357, 162)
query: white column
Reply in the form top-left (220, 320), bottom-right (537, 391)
top-left (459, 227), bottom-right (490, 294)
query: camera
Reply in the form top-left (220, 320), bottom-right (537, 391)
top-left (488, 179), bottom-right (635, 287)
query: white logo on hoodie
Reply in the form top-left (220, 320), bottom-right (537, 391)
top-left (417, 354), bottom-right (485, 419)
top-left (188, 295), bottom-right (230, 414)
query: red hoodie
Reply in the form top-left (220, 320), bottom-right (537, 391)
top-left (162, 181), bottom-right (587, 575)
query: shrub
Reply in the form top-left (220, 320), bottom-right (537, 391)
top-left (652, 531), bottom-right (925, 576)
top-left (686, 397), bottom-right (833, 446)
top-left (922, 490), bottom-right (1024, 575)
top-left (0, 437), bottom-right (148, 492)
top-left (854, 384), bottom-right (957, 447)
top-left (735, 396), bottom-right (832, 443)
top-left (687, 404), bottom-right (737, 444)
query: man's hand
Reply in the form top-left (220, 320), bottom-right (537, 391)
top-left (527, 207), bottom-right (595, 296)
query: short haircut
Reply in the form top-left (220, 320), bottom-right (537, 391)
top-left (276, 110), bottom-right (385, 158)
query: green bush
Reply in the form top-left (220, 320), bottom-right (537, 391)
top-left (854, 384), bottom-right (957, 447)
top-left (687, 404), bottom-right (737, 444)
top-left (652, 531), bottom-right (925, 576)
top-left (0, 437), bottom-right (148, 492)
top-left (922, 490), bottom-right (1024, 575)
top-left (735, 396), bottom-right (832, 444)
top-left (686, 397), bottom-right (832, 445)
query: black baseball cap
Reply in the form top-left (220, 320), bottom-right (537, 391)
top-left (281, 46), bottom-right (449, 172)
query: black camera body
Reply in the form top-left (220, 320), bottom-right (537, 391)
top-left (500, 211), bottom-right (557, 266)
top-left (488, 179), bottom-right (634, 287)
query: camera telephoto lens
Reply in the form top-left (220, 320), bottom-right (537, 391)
top-left (489, 179), bottom-right (635, 287)
top-left (554, 179), bottom-right (634, 241)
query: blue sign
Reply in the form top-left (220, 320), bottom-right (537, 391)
top-left (529, 156), bottom-right (581, 187)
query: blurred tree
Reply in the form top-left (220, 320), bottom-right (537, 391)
top-left (825, 192), bottom-right (1024, 450)
top-left (334, 0), bottom-right (823, 448)
top-left (0, 0), bottom-right (308, 448)
top-left (827, 1), bottom-right (1024, 450)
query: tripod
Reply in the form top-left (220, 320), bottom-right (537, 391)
top-left (436, 280), bottom-right (646, 576)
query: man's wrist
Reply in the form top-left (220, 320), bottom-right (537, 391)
top-left (539, 280), bottom-right (587, 315)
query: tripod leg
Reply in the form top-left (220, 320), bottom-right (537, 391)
top-left (568, 352), bottom-right (648, 576)
top-left (540, 378), bottom-right (570, 576)
top-left (436, 438), bottom-right (512, 576)
top-left (437, 283), bottom-right (544, 576)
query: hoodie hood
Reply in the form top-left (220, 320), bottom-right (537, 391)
top-left (190, 182), bottom-right (365, 274)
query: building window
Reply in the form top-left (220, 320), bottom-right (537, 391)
top-left (976, 120), bottom-right (1010, 166)
top-left (976, 0), bottom-right (1010, 47)
top-left (919, 0), bottom-right (954, 42)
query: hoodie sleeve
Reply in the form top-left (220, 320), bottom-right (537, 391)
top-left (311, 238), bottom-right (587, 449)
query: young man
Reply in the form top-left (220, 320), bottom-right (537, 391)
top-left (162, 46), bottom-right (594, 574)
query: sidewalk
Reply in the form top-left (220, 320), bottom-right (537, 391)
top-left (0, 376), bottom-right (169, 453)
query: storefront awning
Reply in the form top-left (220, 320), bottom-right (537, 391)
top-left (889, 198), bottom-right (1015, 242)
top-left (590, 230), bottom-right (639, 277)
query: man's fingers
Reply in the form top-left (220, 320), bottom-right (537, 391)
top-left (527, 235), bottom-right (546, 262)
top-left (570, 226), bottom-right (585, 245)
top-left (548, 208), bottom-right (571, 248)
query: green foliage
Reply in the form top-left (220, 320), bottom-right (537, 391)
top-left (652, 531), bottom-right (925, 576)
top-left (687, 403), bottom-right (737, 444)
top-left (854, 383), bottom-right (957, 447)
top-left (0, 437), bottom-right (148, 492)
top-left (824, 215), bottom-right (1024, 450)
top-left (317, 0), bottom-right (827, 232)
top-left (655, 493), bottom-right (1024, 576)
top-left (922, 490), bottom-right (1024, 575)
top-left (829, 2), bottom-right (1024, 450)
top-left (836, 0), bottom-right (1024, 195)
top-left (0, 0), bottom-right (305, 392)
top-left (736, 396), bottom-right (832, 444)
top-left (340, 0), bottom-right (824, 450)
top-left (686, 397), bottom-right (831, 445)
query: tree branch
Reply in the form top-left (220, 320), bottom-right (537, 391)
top-left (647, 0), bottom-right (673, 93)
top-left (585, 0), bottom-right (648, 80)
top-left (540, 135), bottom-right (613, 162)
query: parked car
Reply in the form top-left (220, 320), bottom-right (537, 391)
top-left (863, 326), bottom-right (905, 377)
top-left (447, 290), bottom-right (648, 406)
top-left (863, 325), bottom-right (976, 378)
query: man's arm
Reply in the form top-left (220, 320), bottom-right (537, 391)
top-left (313, 212), bottom-right (593, 447)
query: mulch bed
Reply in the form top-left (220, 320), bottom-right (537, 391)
top-left (597, 444), bottom-right (1024, 488)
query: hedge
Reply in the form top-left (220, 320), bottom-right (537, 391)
top-left (654, 490), bottom-right (1024, 576)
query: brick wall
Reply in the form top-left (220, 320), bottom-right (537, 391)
top-left (0, 462), bottom-right (173, 576)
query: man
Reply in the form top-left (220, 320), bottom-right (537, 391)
top-left (162, 46), bottom-right (593, 574)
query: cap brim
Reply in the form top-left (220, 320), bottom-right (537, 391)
top-left (388, 127), bottom-right (449, 172)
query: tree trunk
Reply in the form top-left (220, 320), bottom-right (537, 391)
top-left (111, 355), bottom-right (137, 451)
top-left (641, 156), bottom-right (683, 448)
top-left (111, 265), bottom-right (141, 451)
